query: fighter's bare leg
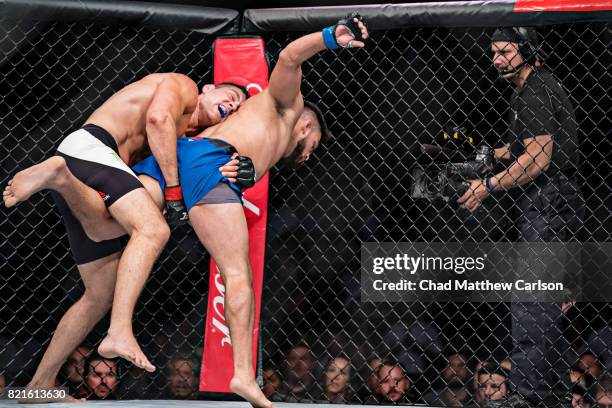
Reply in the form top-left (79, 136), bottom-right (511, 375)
top-left (3, 156), bottom-right (125, 241)
top-left (98, 188), bottom-right (169, 373)
top-left (24, 253), bottom-right (120, 403)
top-left (138, 175), bottom-right (165, 210)
top-left (190, 203), bottom-right (274, 408)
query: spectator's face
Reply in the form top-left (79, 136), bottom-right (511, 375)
top-left (571, 369), bottom-right (586, 384)
top-left (0, 374), bottom-right (6, 394)
top-left (168, 360), bottom-right (196, 399)
top-left (325, 358), bottom-right (350, 395)
top-left (64, 347), bottom-right (90, 383)
top-left (86, 359), bottom-right (118, 399)
top-left (263, 368), bottom-right (281, 398)
top-left (286, 346), bottom-right (314, 382)
top-left (368, 358), bottom-right (382, 391)
top-left (572, 392), bottom-right (592, 408)
top-left (378, 365), bottom-right (410, 402)
top-left (477, 373), bottom-right (508, 401)
top-left (579, 354), bottom-right (602, 379)
top-left (596, 390), bottom-right (612, 408)
top-left (443, 354), bottom-right (469, 384)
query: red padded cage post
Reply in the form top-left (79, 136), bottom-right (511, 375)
top-left (200, 37), bottom-right (270, 393)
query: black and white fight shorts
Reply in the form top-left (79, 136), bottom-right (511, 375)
top-left (52, 124), bottom-right (143, 265)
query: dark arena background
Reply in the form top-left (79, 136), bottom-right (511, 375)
top-left (1, 0), bottom-right (611, 407)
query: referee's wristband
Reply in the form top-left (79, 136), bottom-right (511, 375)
top-left (322, 26), bottom-right (339, 49)
top-left (485, 177), bottom-right (496, 193)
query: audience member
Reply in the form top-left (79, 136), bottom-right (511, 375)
top-left (321, 356), bottom-right (353, 403)
top-left (443, 353), bottom-right (471, 385)
top-left (366, 359), bottom-right (412, 404)
top-left (84, 353), bottom-right (119, 400)
top-left (367, 357), bottom-right (383, 393)
top-left (570, 361), bottom-right (596, 386)
top-left (166, 355), bottom-right (198, 400)
top-left (578, 352), bottom-right (603, 380)
top-left (273, 342), bottom-right (321, 402)
top-left (356, 356), bottom-right (382, 402)
top-left (263, 366), bottom-right (281, 398)
top-left (429, 352), bottom-right (472, 407)
top-left (0, 373), bottom-right (6, 394)
top-left (476, 362), bottom-right (510, 404)
top-left (588, 325), bottom-right (612, 373)
top-left (571, 381), bottom-right (595, 408)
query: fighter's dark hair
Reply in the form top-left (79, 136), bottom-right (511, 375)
top-left (216, 82), bottom-right (249, 99)
top-left (303, 100), bottom-right (332, 143)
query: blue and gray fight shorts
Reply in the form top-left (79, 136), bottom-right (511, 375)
top-left (132, 137), bottom-right (242, 211)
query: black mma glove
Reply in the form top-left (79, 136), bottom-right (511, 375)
top-left (164, 185), bottom-right (189, 226)
top-left (234, 156), bottom-right (256, 190)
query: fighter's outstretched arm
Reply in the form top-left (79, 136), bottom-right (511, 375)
top-left (267, 14), bottom-right (368, 111)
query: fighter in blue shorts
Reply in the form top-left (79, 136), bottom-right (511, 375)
top-left (132, 137), bottom-right (246, 209)
top-left (126, 14), bottom-right (368, 408)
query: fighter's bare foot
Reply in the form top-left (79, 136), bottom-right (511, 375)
top-left (3, 156), bottom-right (68, 207)
top-left (98, 334), bottom-right (156, 372)
top-left (230, 377), bottom-right (275, 408)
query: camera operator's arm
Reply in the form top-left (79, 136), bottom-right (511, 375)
top-left (495, 144), bottom-right (511, 160)
top-left (490, 135), bottom-right (552, 189)
top-left (457, 135), bottom-right (552, 212)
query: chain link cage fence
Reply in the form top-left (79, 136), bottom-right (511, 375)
top-left (1, 7), bottom-right (611, 407)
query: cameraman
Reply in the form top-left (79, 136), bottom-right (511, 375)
top-left (457, 27), bottom-right (584, 242)
top-left (457, 28), bottom-right (585, 407)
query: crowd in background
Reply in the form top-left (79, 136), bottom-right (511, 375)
top-left (261, 342), bottom-right (612, 407)
top-left (2, 328), bottom-right (612, 407)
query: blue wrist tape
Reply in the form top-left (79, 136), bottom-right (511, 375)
top-left (322, 26), bottom-right (339, 49)
top-left (485, 178), bottom-right (495, 193)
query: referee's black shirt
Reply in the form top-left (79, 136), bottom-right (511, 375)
top-left (507, 67), bottom-right (578, 179)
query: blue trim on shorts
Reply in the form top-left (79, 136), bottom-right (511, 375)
top-left (132, 137), bottom-right (242, 210)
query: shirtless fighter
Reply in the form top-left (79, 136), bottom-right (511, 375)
top-left (131, 14), bottom-right (369, 407)
top-left (2, 74), bottom-right (248, 395)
